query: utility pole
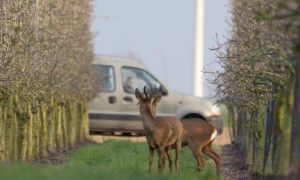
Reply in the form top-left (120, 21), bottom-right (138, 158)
top-left (193, 0), bottom-right (204, 97)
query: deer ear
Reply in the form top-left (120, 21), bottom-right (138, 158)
top-left (153, 93), bottom-right (162, 105)
top-left (135, 88), bottom-right (143, 100)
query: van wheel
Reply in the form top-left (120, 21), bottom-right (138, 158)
top-left (122, 132), bottom-right (132, 136)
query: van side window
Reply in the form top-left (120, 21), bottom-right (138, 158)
top-left (92, 65), bottom-right (115, 92)
top-left (121, 67), bottom-right (161, 94)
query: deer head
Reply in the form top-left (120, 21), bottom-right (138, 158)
top-left (135, 86), bottom-right (162, 117)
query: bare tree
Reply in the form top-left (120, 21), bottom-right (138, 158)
top-left (0, 0), bottom-right (94, 161)
top-left (211, 0), bottom-right (299, 177)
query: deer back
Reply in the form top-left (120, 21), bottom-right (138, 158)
top-left (181, 118), bottom-right (217, 147)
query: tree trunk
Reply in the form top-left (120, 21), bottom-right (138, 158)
top-left (27, 103), bottom-right (34, 161)
top-left (39, 102), bottom-right (48, 158)
top-left (290, 52), bottom-right (300, 178)
top-left (228, 106), bottom-right (236, 143)
top-left (54, 102), bottom-right (63, 149)
top-left (0, 101), bottom-right (7, 161)
top-left (76, 102), bottom-right (83, 142)
top-left (81, 102), bottom-right (90, 140)
top-left (15, 96), bottom-right (30, 162)
top-left (5, 96), bottom-right (14, 161)
top-left (278, 76), bottom-right (293, 175)
top-left (46, 95), bottom-right (55, 152)
top-left (61, 103), bottom-right (68, 149)
top-left (252, 107), bottom-right (265, 174)
top-left (66, 101), bottom-right (76, 147)
top-left (32, 105), bottom-right (41, 160)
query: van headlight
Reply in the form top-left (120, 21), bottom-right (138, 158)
top-left (211, 104), bottom-right (221, 116)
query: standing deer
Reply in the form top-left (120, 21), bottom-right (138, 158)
top-left (180, 118), bottom-right (221, 175)
top-left (149, 89), bottom-right (221, 175)
top-left (135, 87), bottom-right (184, 174)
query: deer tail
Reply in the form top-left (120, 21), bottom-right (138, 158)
top-left (210, 128), bottom-right (218, 141)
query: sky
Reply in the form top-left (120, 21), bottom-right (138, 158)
top-left (90, 0), bottom-right (231, 98)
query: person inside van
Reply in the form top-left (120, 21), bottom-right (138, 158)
top-left (123, 76), bottom-right (135, 93)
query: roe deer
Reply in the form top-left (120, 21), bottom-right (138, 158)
top-left (135, 87), bottom-right (184, 174)
top-left (149, 89), bottom-right (221, 175)
top-left (180, 118), bottom-right (221, 175)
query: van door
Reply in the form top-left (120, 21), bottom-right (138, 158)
top-left (89, 64), bottom-right (122, 132)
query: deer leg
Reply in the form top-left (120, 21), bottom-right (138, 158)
top-left (174, 140), bottom-right (181, 173)
top-left (190, 146), bottom-right (204, 172)
top-left (148, 146), bottom-right (154, 172)
top-left (157, 146), bottom-right (165, 174)
top-left (206, 141), bottom-right (221, 162)
top-left (165, 146), bottom-right (173, 174)
top-left (203, 141), bottom-right (221, 176)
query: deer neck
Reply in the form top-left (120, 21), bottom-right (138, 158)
top-left (140, 104), bottom-right (157, 132)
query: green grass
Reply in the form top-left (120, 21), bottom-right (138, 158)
top-left (0, 140), bottom-right (219, 180)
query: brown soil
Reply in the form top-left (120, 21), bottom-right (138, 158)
top-left (215, 128), bottom-right (266, 180)
top-left (221, 143), bottom-right (253, 179)
top-left (214, 127), bottom-right (231, 146)
top-left (35, 140), bottom-right (95, 164)
top-left (214, 128), bottom-right (253, 179)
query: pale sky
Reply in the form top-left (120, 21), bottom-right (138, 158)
top-left (91, 0), bottom-right (230, 98)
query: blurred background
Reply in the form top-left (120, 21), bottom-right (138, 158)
top-left (91, 0), bottom-right (230, 98)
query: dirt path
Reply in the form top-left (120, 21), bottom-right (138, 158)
top-left (214, 127), bottom-right (231, 146)
top-left (221, 143), bottom-right (252, 179)
top-left (215, 128), bottom-right (253, 179)
top-left (90, 134), bottom-right (146, 143)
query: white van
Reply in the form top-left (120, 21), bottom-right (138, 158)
top-left (89, 55), bottom-right (223, 135)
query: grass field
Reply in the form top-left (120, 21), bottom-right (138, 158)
top-left (0, 140), bottom-right (219, 180)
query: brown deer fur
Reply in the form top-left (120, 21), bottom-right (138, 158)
top-left (149, 89), bottom-right (221, 175)
top-left (180, 118), bottom-right (221, 175)
top-left (135, 87), bottom-right (184, 174)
